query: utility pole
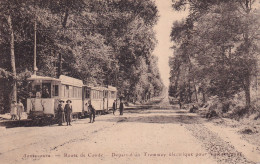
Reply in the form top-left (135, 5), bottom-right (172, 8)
top-left (33, 17), bottom-right (37, 75)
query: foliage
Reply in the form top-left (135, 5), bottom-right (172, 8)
top-left (0, 0), bottom-right (164, 112)
top-left (169, 0), bottom-right (260, 110)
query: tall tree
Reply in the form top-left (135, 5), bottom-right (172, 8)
top-left (170, 0), bottom-right (259, 108)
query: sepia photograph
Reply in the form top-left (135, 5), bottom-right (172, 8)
top-left (0, 0), bottom-right (259, 163)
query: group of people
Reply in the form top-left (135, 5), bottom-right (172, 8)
top-left (113, 99), bottom-right (124, 115)
top-left (10, 100), bottom-right (24, 120)
top-left (56, 98), bottom-right (125, 126)
top-left (57, 100), bottom-right (73, 126)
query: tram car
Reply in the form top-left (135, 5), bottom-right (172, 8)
top-left (83, 85), bottom-right (117, 115)
top-left (26, 74), bottom-right (117, 119)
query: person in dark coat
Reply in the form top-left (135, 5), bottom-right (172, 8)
top-left (119, 98), bottom-right (124, 115)
top-left (88, 101), bottom-right (96, 123)
top-left (57, 100), bottom-right (65, 126)
top-left (112, 100), bottom-right (117, 115)
top-left (64, 100), bottom-right (72, 126)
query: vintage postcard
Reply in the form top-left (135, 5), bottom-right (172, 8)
top-left (0, 0), bottom-right (259, 164)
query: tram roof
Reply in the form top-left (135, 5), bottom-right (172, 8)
top-left (84, 85), bottom-right (117, 91)
top-left (27, 75), bottom-right (60, 81)
top-left (59, 75), bottom-right (83, 87)
top-left (27, 75), bottom-right (84, 87)
top-left (107, 85), bottom-right (117, 91)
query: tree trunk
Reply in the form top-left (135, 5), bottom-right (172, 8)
top-left (57, 53), bottom-right (62, 78)
top-left (244, 0), bottom-right (251, 108)
top-left (62, 8), bottom-right (69, 28)
top-left (188, 79), bottom-right (191, 103)
top-left (202, 91), bottom-right (206, 104)
top-left (7, 14), bottom-right (17, 103)
top-left (244, 75), bottom-right (251, 108)
top-left (174, 65), bottom-right (181, 98)
top-left (187, 55), bottom-right (198, 103)
top-left (193, 82), bottom-right (198, 103)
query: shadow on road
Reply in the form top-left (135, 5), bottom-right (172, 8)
top-left (0, 119), bottom-right (58, 128)
top-left (103, 114), bottom-right (202, 124)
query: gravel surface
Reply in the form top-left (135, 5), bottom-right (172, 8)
top-left (185, 123), bottom-right (254, 164)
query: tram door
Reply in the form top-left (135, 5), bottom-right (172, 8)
top-left (103, 90), bottom-right (108, 111)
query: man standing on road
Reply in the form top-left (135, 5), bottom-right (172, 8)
top-left (112, 100), bottom-right (117, 115)
top-left (64, 100), bottom-right (72, 126)
top-left (88, 101), bottom-right (96, 123)
top-left (57, 100), bottom-right (65, 126)
top-left (119, 98), bottom-right (124, 115)
top-left (17, 99), bottom-right (24, 120)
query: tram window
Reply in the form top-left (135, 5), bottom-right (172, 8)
top-left (85, 89), bottom-right (90, 99)
top-left (29, 83), bottom-right (39, 98)
top-left (60, 85), bottom-right (65, 98)
top-left (35, 85), bottom-right (41, 98)
top-left (65, 85), bottom-right (69, 98)
top-left (100, 91), bottom-right (103, 98)
top-left (75, 87), bottom-right (81, 98)
top-left (94, 91), bottom-right (97, 99)
top-left (56, 85), bottom-right (59, 96)
top-left (76, 88), bottom-right (79, 98)
top-left (77, 87), bottom-right (80, 98)
top-left (53, 85), bottom-right (59, 96)
top-left (111, 91), bottom-right (115, 99)
top-left (75, 87), bottom-right (78, 98)
top-left (42, 83), bottom-right (51, 98)
top-left (73, 87), bottom-right (77, 98)
top-left (35, 85), bottom-right (41, 92)
top-left (79, 88), bottom-right (82, 98)
top-left (92, 90), bottom-right (94, 99)
top-left (69, 86), bottom-right (73, 98)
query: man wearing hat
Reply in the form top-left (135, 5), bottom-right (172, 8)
top-left (57, 100), bottom-right (65, 126)
top-left (88, 101), bottom-right (96, 123)
top-left (112, 100), bottom-right (117, 115)
top-left (119, 98), bottom-right (124, 115)
top-left (64, 100), bottom-right (73, 126)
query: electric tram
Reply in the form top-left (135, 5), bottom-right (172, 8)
top-left (26, 74), bottom-right (117, 119)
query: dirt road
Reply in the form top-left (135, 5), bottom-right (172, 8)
top-left (0, 97), bottom-right (259, 164)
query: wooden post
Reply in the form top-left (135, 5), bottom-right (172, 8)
top-left (33, 18), bottom-right (37, 75)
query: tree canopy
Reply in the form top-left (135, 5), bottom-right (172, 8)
top-left (0, 0), bottom-right (164, 112)
top-left (169, 0), bottom-right (260, 110)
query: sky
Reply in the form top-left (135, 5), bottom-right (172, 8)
top-left (153, 0), bottom-right (188, 87)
